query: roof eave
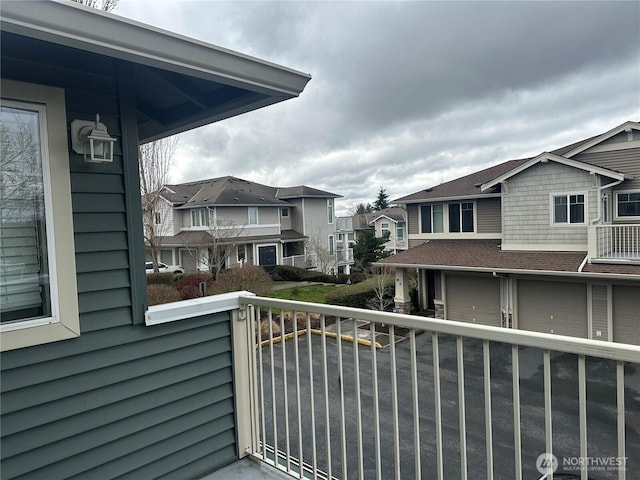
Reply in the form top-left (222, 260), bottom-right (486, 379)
top-left (0, 0), bottom-right (311, 98)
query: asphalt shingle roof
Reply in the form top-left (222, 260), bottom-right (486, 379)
top-left (380, 240), bottom-right (640, 277)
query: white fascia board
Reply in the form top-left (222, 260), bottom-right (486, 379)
top-left (0, 0), bottom-right (311, 98)
top-left (481, 152), bottom-right (627, 191)
top-left (145, 291), bottom-right (255, 325)
top-left (399, 193), bottom-right (501, 204)
top-left (563, 121), bottom-right (640, 158)
top-left (369, 214), bottom-right (398, 225)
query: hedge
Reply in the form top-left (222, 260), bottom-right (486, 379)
top-left (146, 272), bottom-right (176, 285)
top-left (325, 276), bottom-right (394, 309)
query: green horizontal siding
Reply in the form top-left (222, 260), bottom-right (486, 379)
top-left (2, 34), bottom-right (238, 480)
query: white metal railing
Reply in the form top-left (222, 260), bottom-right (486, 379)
top-left (336, 248), bottom-right (353, 263)
top-left (235, 296), bottom-right (639, 480)
top-left (591, 224), bottom-right (640, 261)
top-left (282, 254), bottom-right (317, 269)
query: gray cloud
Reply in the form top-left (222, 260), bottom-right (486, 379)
top-left (117, 1), bottom-right (640, 216)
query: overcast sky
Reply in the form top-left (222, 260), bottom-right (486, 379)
top-left (116, 1), bottom-right (640, 216)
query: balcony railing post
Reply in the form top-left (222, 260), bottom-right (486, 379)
top-left (231, 301), bottom-right (257, 458)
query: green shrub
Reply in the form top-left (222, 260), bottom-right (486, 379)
top-left (146, 272), bottom-right (175, 285)
top-left (209, 265), bottom-right (273, 296)
top-left (325, 276), bottom-right (395, 309)
top-left (147, 284), bottom-right (181, 305)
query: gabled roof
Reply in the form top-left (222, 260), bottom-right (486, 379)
top-left (0, 0), bottom-right (311, 143)
top-left (368, 207), bottom-right (406, 224)
top-left (161, 176), bottom-right (340, 208)
top-left (396, 121), bottom-right (638, 203)
top-left (481, 152), bottom-right (628, 192)
top-left (563, 121), bottom-right (640, 158)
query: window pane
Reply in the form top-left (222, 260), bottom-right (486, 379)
top-left (461, 202), bottom-right (474, 232)
top-left (569, 195), bottom-right (584, 223)
top-left (449, 203), bottom-right (461, 232)
top-left (618, 192), bottom-right (640, 217)
top-left (433, 204), bottom-right (444, 233)
top-left (249, 207), bottom-right (258, 224)
top-left (0, 105), bottom-right (51, 323)
top-left (554, 196), bottom-right (568, 223)
top-left (421, 205), bottom-right (432, 233)
top-left (397, 226), bottom-right (404, 240)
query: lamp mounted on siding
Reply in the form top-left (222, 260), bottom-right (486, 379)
top-left (70, 114), bottom-right (116, 163)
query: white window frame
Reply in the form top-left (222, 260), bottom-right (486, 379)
top-left (420, 203), bottom-right (445, 233)
top-left (550, 192), bottom-right (587, 225)
top-left (614, 190), bottom-right (640, 220)
top-left (396, 224), bottom-right (405, 241)
top-left (327, 199), bottom-right (334, 224)
top-left (191, 208), bottom-right (209, 227)
top-left (328, 234), bottom-right (335, 255)
top-left (248, 207), bottom-right (259, 225)
top-left (281, 207), bottom-right (289, 218)
top-left (1, 79), bottom-right (79, 351)
top-left (448, 201), bottom-right (475, 233)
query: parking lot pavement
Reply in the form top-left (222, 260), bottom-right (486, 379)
top-left (259, 327), bottom-right (639, 479)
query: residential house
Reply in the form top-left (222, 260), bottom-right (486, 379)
top-left (0, 1), bottom-right (310, 478)
top-left (337, 206), bottom-right (409, 253)
top-left (367, 206), bottom-right (408, 254)
top-left (147, 176), bottom-right (341, 272)
top-left (383, 121), bottom-right (640, 344)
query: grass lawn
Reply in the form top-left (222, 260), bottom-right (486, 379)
top-left (268, 284), bottom-right (337, 304)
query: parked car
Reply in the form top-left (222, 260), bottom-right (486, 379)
top-left (145, 262), bottom-right (184, 275)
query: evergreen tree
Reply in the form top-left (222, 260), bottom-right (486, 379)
top-left (373, 187), bottom-right (390, 211)
top-left (353, 202), bottom-right (373, 214)
top-left (353, 229), bottom-right (390, 272)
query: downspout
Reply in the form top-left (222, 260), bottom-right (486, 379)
top-left (493, 272), bottom-right (512, 328)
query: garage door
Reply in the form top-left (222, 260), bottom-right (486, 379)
top-left (518, 280), bottom-right (587, 337)
top-left (179, 249), bottom-right (198, 273)
top-left (613, 285), bottom-right (640, 345)
top-left (445, 274), bottom-right (501, 326)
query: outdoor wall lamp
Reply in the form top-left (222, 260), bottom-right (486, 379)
top-left (70, 114), bottom-right (116, 163)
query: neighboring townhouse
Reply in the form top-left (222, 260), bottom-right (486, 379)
top-left (368, 207), bottom-right (408, 254)
top-left (335, 216), bottom-right (355, 274)
top-left (382, 121), bottom-right (640, 345)
top-left (146, 176), bottom-right (342, 273)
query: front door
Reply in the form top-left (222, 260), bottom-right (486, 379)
top-left (258, 245), bottom-right (277, 266)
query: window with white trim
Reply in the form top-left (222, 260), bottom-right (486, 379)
top-left (420, 204), bottom-right (444, 233)
top-left (449, 202), bottom-right (474, 232)
top-left (396, 224), bottom-right (405, 241)
top-left (191, 208), bottom-right (209, 227)
top-left (1, 79), bottom-right (79, 351)
top-left (381, 222), bottom-right (390, 237)
top-left (328, 234), bottom-right (335, 255)
top-left (281, 207), bottom-right (289, 218)
top-left (553, 194), bottom-right (585, 224)
top-left (154, 212), bottom-right (161, 224)
top-left (327, 199), bottom-right (334, 224)
top-left (616, 191), bottom-right (640, 218)
top-left (248, 207), bottom-right (258, 225)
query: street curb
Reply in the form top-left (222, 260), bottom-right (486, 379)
top-left (260, 328), bottom-right (382, 349)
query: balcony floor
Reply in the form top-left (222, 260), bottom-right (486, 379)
top-left (202, 457), bottom-right (293, 480)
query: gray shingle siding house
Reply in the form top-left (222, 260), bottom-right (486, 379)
top-left (0, 1), bottom-right (309, 478)
top-left (383, 121), bottom-right (640, 345)
top-left (148, 176), bottom-right (341, 272)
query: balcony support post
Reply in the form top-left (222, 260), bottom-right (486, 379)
top-left (394, 267), bottom-right (411, 314)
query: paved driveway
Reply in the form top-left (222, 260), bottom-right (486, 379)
top-left (259, 327), bottom-right (639, 479)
